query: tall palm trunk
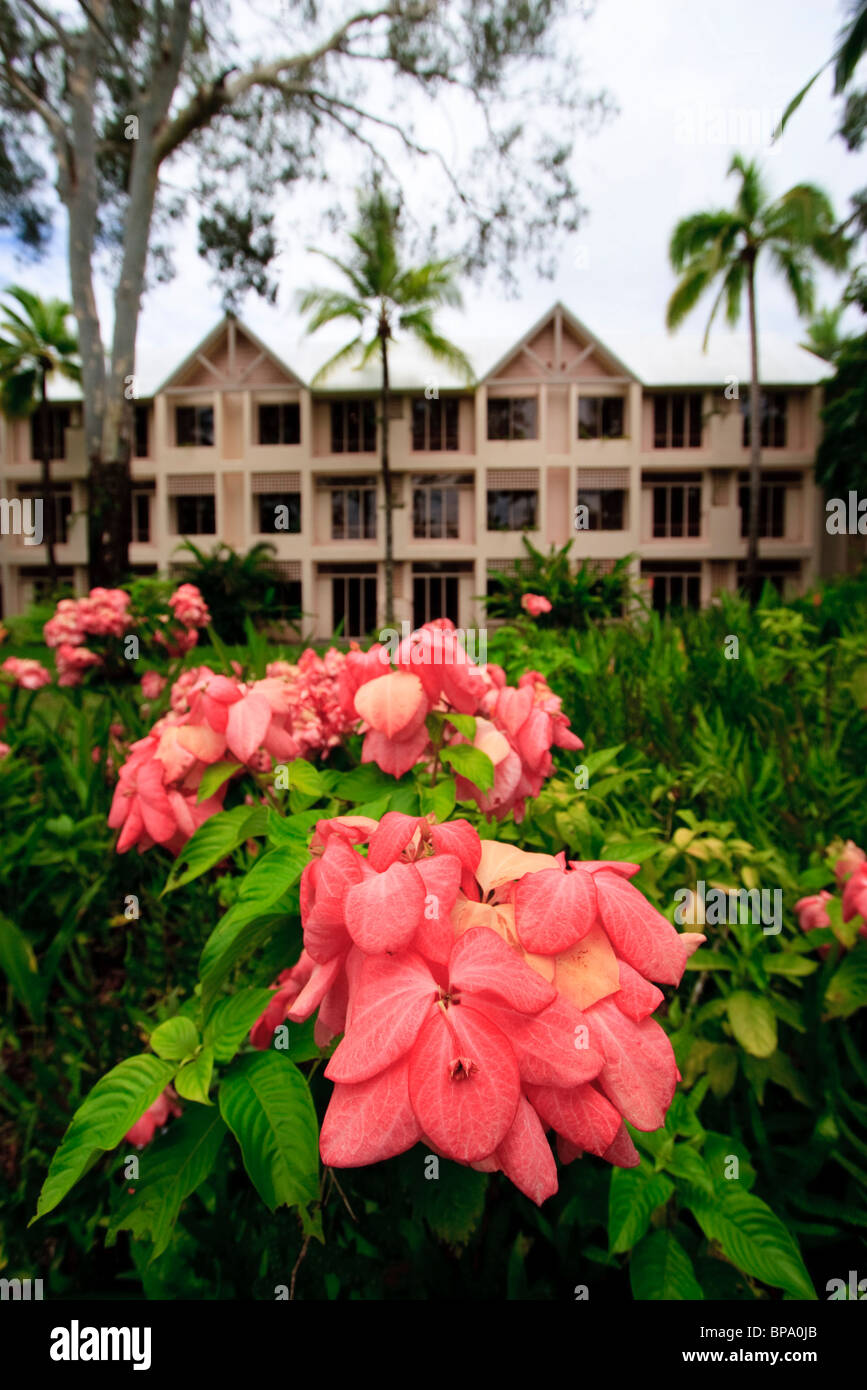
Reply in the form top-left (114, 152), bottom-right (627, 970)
top-left (745, 254), bottom-right (762, 604)
top-left (38, 363), bottom-right (58, 586)
top-left (379, 323), bottom-right (395, 627)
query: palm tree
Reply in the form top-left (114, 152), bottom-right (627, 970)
top-left (801, 305), bottom-right (848, 363)
top-left (667, 156), bottom-right (846, 601)
top-left (0, 287), bottom-right (80, 585)
top-left (299, 185), bottom-right (473, 627)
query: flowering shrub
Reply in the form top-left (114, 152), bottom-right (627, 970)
top-left (796, 839), bottom-right (867, 951)
top-left (249, 814), bottom-right (704, 1203)
top-left (43, 583), bottom-right (211, 685)
top-left (1, 656), bottom-right (52, 690)
top-left (338, 620), bottom-right (582, 820)
top-left (109, 620), bottom-right (584, 856)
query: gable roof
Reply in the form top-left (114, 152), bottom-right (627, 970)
top-left (154, 313), bottom-right (306, 395)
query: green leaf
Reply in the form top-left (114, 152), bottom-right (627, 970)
top-left (332, 764), bottom-right (396, 804)
top-left (765, 954), bottom-right (818, 977)
top-left (686, 1187), bottom-right (815, 1299)
top-left (107, 1107), bottom-right (227, 1259)
top-left (283, 759), bottom-right (325, 797)
top-left (441, 743), bottom-right (495, 792)
top-left (149, 1016), bottom-right (200, 1063)
top-left (443, 712), bottom-right (476, 739)
top-left (608, 1166), bottom-right (674, 1254)
top-left (266, 809), bottom-right (319, 848)
top-left (174, 1046), bottom-right (214, 1105)
top-left (196, 760), bottom-right (239, 804)
top-left (164, 805), bottom-right (268, 893)
top-left (726, 991), bottom-right (777, 1057)
top-left (663, 1145), bottom-right (713, 1193)
top-left (702, 1132), bottom-right (757, 1191)
top-left (199, 846), bottom-right (307, 1004)
top-left (825, 950), bottom-right (867, 1019)
top-left (204, 987), bottom-right (276, 1063)
top-left (414, 1159), bottom-right (488, 1248)
top-left (0, 910), bottom-right (43, 1021)
top-left (630, 1230), bottom-right (704, 1300)
top-left (201, 914), bottom-right (288, 1019)
top-left (219, 1053), bottom-right (320, 1232)
top-left (33, 1055), bottom-right (176, 1221)
top-left (706, 1044), bottom-right (739, 1099)
top-left (418, 777), bottom-right (456, 823)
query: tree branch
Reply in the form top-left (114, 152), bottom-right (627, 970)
top-left (153, 1), bottom-right (438, 165)
top-left (20, 0), bottom-right (73, 52)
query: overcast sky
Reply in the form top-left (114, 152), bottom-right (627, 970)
top-left (0, 0), bottom-right (862, 383)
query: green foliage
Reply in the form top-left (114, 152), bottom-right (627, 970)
top-left (482, 537), bottom-right (635, 628)
top-left (173, 541), bottom-right (302, 644)
top-left (2, 574), bottom-right (867, 1300)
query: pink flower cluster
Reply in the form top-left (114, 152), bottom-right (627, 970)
top-left (111, 653), bottom-right (354, 855)
top-left (251, 814), bottom-right (704, 1204)
top-left (43, 584), bottom-right (210, 684)
top-left (265, 648), bottom-right (357, 758)
top-left (796, 840), bottom-right (867, 950)
top-left (1, 656), bottom-right (52, 690)
top-left (521, 593), bottom-right (552, 617)
top-left (338, 619), bottom-right (582, 820)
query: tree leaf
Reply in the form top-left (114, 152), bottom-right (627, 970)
top-left (149, 1016), bottom-right (200, 1063)
top-left (685, 1186), bottom-right (816, 1299)
top-left (608, 1166), bottom-right (674, 1254)
top-left (218, 1052), bottom-right (320, 1231)
top-left (33, 1055), bottom-right (176, 1221)
top-left (418, 777), bottom-right (456, 823)
top-left (726, 990), bottom-right (777, 1057)
top-left (630, 1230), bottom-right (704, 1300)
top-left (824, 951), bottom-right (867, 1020)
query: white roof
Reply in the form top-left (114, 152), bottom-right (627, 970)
top-left (42, 304), bottom-right (832, 401)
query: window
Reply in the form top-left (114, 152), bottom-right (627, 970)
top-left (412, 563), bottom-right (471, 628)
top-left (327, 478), bottom-right (377, 539)
top-left (412, 474), bottom-right (472, 539)
top-left (648, 476), bottom-right (702, 538)
top-left (30, 406), bottom-right (70, 461)
top-left (577, 487), bottom-right (626, 531)
top-left (330, 400), bottom-right (376, 453)
top-left (258, 492), bottom-right (301, 533)
top-left (738, 482), bottom-right (784, 538)
top-left (487, 488), bottom-right (538, 531)
top-left (735, 558), bottom-right (801, 597)
top-left (578, 396), bottom-right (624, 440)
top-left (653, 393), bottom-right (702, 448)
top-left (642, 562), bottom-right (702, 613)
top-left (487, 396), bottom-right (538, 441)
top-left (18, 485), bottom-right (72, 544)
top-left (21, 567), bottom-right (75, 603)
top-left (173, 494), bottom-right (215, 534)
top-left (132, 489), bottom-right (152, 543)
top-left (330, 571), bottom-right (378, 638)
top-left (258, 402), bottom-right (301, 446)
top-left (175, 405), bottom-right (214, 447)
top-left (134, 405), bottom-right (150, 458)
top-left (412, 398), bottom-right (459, 451)
top-left (741, 391), bottom-right (787, 448)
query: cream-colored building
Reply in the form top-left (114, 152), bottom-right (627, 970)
top-left (0, 301), bottom-right (833, 637)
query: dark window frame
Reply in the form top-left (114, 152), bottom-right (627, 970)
top-left (175, 405), bottom-right (215, 448)
top-left (486, 396), bottom-right (538, 442)
top-left (258, 401), bottom-right (301, 446)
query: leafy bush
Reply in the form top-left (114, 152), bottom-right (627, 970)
top-left (483, 537), bottom-right (635, 628)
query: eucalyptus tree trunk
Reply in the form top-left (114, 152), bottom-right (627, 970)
top-left (745, 254), bottom-right (763, 605)
top-left (38, 365), bottom-right (58, 586)
top-left (379, 324), bottom-right (395, 628)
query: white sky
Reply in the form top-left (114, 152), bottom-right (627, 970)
top-left (0, 0), bottom-right (862, 384)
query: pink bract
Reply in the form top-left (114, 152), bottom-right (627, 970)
top-left (251, 814), bottom-right (704, 1204)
